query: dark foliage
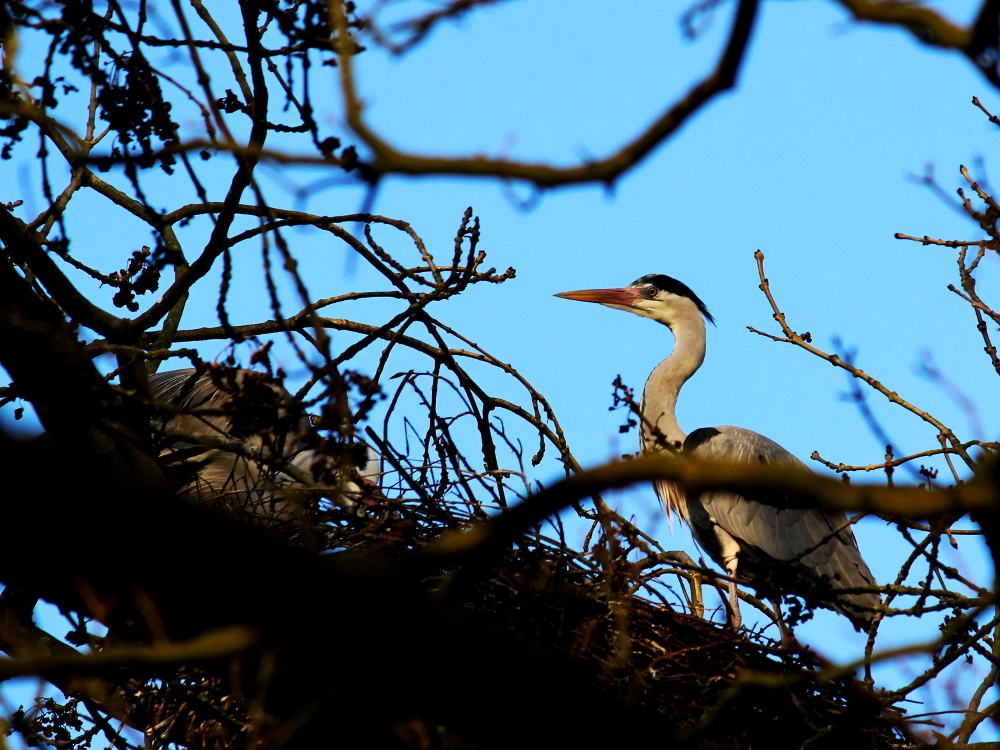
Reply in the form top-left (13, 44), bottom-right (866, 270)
top-left (0, 0), bottom-right (992, 747)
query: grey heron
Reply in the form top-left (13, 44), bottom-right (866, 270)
top-left (149, 367), bottom-right (380, 523)
top-left (556, 275), bottom-right (880, 631)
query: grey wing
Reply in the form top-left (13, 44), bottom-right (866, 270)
top-left (685, 426), bottom-right (880, 617)
top-left (150, 367), bottom-right (311, 449)
top-left (149, 369), bottom-right (378, 517)
top-left (148, 367), bottom-right (202, 402)
top-left (149, 369), bottom-right (310, 520)
top-left (149, 368), bottom-right (237, 438)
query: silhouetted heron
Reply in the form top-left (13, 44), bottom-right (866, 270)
top-left (150, 368), bottom-right (380, 523)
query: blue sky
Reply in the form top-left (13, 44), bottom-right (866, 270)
top-left (2, 0), bottom-right (998, 741)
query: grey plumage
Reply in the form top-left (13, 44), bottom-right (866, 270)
top-left (149, 368), bottom-right (379, 523)
top-left (682, 426), bottom-right (879, 627)
top-left (556, 275), bottom-right (880, 631)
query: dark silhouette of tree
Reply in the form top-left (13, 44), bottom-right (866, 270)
top-left (0, 1), bottom-right (998, 748)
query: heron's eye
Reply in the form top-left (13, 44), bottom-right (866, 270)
top-left (644, 286), bottom-right (659, 299)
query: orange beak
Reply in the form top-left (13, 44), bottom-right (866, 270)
top-left (554, 287), bottom-right (641, 307)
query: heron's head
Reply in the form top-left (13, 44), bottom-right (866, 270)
top-left (555, 274), bottom-right (714, 330)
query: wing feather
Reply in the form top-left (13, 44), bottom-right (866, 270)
top-left (148, 369), bottom-right (381, 519)
top-left (684, 426), bottom-right (880, 622)
top-left (149, 369), bottom-right (314, 520)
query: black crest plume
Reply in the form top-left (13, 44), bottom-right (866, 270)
top-left (629, 274), bottom-right (715, 324)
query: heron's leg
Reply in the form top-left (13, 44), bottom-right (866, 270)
top-left (717, 531), bottom-right (742, 630)
top-left (724, 557), bottom-right (741, 630)
top-left (769, 597), bottom-right (796, 647)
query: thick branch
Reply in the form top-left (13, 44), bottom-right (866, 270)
top-left (0, 433), bottom-right (678, 750)
top-left (426, 451), bottom-right (996, 569)
top-left (0, 208), bottom-right (124, 336)
top-left (331, 0), bottom-right (760, 187)
top-left (0, 255), bottom-right (167, 493)
top-left (0, 626), bottom-right (258, 680)
top-left (831, 0), bottom-right (1000, 90)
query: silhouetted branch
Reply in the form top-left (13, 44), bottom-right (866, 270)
top-left (332, 0), bottom-right (760, 187)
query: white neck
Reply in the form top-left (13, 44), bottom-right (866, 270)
top-left (639, 303), bottom-right (706, 452)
